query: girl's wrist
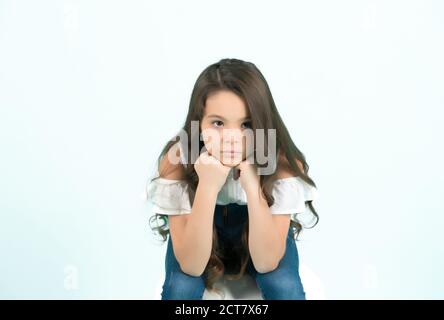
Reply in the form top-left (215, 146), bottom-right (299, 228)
top-left (244, 183), bottom-right (264, 200)
top-left (197, 180), bottom-right (220, 197)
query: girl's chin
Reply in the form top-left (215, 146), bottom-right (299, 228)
top-left (220, 158), bottom-right (243, 167)
top-left (209, 151), bottom-right (244, 166)
top-left (221, 161), bottom-right (241, 168)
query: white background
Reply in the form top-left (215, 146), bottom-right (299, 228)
top-left (1, 0), bottom-right (443, 299)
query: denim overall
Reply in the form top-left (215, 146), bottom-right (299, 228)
top-left (161, 203), bottom-right (306, 300)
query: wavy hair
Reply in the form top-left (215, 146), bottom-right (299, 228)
top-left (147, 58), bottom-right (319, 297)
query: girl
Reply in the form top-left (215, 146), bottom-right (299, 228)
top-left (146, 58), bottom-right (319, 300)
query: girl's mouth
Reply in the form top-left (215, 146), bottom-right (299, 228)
top-left (222, 151), bottom-right (241, 157)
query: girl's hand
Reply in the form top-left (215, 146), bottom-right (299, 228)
top-left (234, 159), bottom-right (260, 194)
top-left (194, 151), bottom-right (231, 193)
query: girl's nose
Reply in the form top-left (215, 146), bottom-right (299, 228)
top-left (222, 128), bottom-right (243, 143)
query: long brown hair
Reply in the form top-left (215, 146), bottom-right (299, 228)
top-left (148, 58), bottom-right (319, 296)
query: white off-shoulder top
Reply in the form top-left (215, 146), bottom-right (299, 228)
top-left (145, 144), bottom-right (320, 222)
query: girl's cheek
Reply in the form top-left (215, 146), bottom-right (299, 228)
top-left (201, 128), bottom-right (221, 153)
top-left (204, 142), bottom-right (220, 159)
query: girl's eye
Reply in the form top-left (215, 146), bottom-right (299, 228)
top-left (241, 121), bottom-right (252, 129)
top-left (212, 120), bottom-right (224, 128)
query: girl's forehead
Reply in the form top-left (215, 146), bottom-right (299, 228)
top-left (204, 91), bottom-right (250, 120)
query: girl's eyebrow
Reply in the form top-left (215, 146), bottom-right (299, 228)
top-left (206, 114), bottom-right (251, 121)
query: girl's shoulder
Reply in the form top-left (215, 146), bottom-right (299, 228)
top-left (275, 150), bottom-right (304, 179)
top-left (158, 143), bottom-right (186, 180)
top-left (146, 143), bottom-right (191, 215)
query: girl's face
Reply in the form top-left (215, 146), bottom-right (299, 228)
top-left (201, 90), bottom-right (253, 167)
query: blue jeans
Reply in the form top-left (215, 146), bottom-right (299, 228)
top-left (161, 203), bottom-right (306, 300)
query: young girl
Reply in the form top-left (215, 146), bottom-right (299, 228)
top-left (146, 58), bottom-right (319, 300)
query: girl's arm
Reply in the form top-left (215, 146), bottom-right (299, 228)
top-left (246, 189), bottom-right (291, 273)
top-left (168, 182), bottom-right (219, 277)
top-left (239, 157), bottom-right (303, 273)
top-left (161, 149), bottom-right (229, 277)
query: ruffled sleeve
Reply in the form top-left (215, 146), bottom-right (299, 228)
top-left (269, 176), bottom-right (319, 215)
top-left (145, 177), bottom-right (192, 215)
